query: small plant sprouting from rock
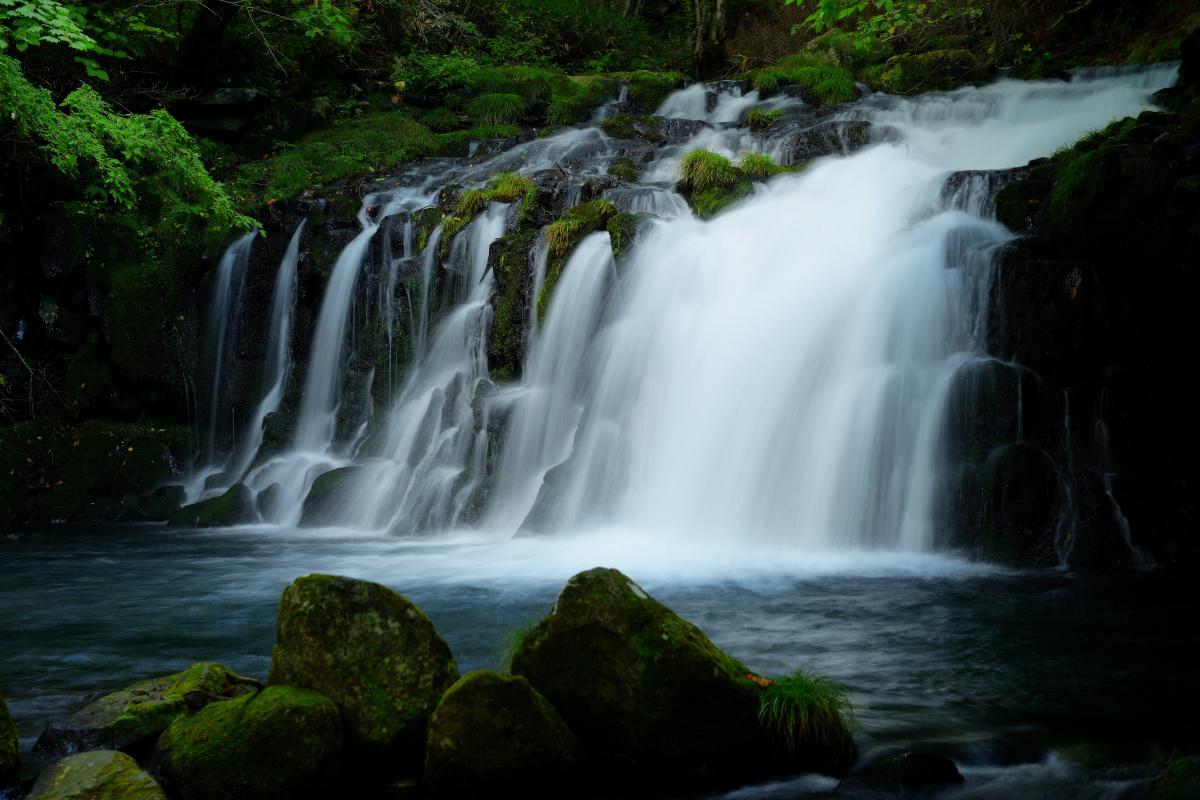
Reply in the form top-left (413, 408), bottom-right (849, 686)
top-left (740, 152), bottom-right (783, 180)
top-left (757, 669), bottom-right (855, 756)
top-left (744, 108), bottom-right (782, 132)
top-left (679, 150), bottom-right (741, 193)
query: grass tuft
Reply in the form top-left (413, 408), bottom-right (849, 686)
top-left (744, 108), bottom-right (782, 132)
top-left (740, 151), bottom-right (783, 180)
top-left (679, 149), bottom-right (740, 192)
top-left (467, 93), bottom-right (527, 126)
top-left (758, 669), bottom-right (855, 755)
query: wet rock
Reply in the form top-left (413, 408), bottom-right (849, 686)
top-left (847, 751), bottom-right (965, 793)
top-left (1, 693), bottom-right (17, 790)
top-left (942, 168), bottom-right (1026, 215)
top-left (135, 484), bottom-right (187, 521)
top-left (864, 49), bottom-right (982, 94)
top-left (957, 443), bottom-right (1061, 565)
top-left (657, 117), bottom-right (711, 141)
top-left (33, 662), bottom-right (258, 761)
top-left (787, 120), bottom-right (875, 164)
top-left (424, 671), bottom-right (582, 796)
top-left (510, 567), bottom-right (854, 781)
top-left (267, 574), bottom-right (459, 773)
top-left (26, 750), bottom-right (166, 800)
top-left (488, 231), bottom-right (539, 379)
top-left (256, 482), bottom-right (285, 519)
top-left (155, 686), bottom-right (342, 800)
top-left (168, 483), bottom-right (257, 527)
top-left (1151, 755), bottom-right (1200, 800)
top-left (298, 466), bottom-right (365, 527)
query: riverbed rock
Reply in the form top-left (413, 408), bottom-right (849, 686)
top-left (1151, 755), bottom-right (1200, 800)
top-left (424, 670), bottom-right (582, 796)
top-left (168, 483), bottom-right (257, 527)
top-left (33, 662), bottom-right (258, 761)
top-left (155, 685), bottom-right (342, 800)
top-left (26, 750), bottom-right (166, 800)
top-left (510, 567), bottom-right (854, 782)
top-left (267, 574), bottom-right (459, 773)
top-left (298, 467), bottom-right (364, 526)
top-left (846, 751), bottom-right (965, 793)
top-left (1, 692), bottom-right (18, 790)
top-left (787, 120), bottom-right (875, 164)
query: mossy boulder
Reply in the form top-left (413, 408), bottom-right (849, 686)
top-left (424, 671), bottom-right (582, 796)
top-left (155, 686), bottom-right (342, 800)
top-left (487, 230), bottom-right (539, 379)
top-left (537, 199), bottom-right (617, 321)
top-left (26, 750), bottom-right (166, 800)
top-left (676, 150), bottom-right (753, 219)
top-left (1, 692), bottom-right (17, 790)
top-left (864, 49), bottom-right (980, 94)
top-left (267, 574), bottom-right (459, 772)
top-left (510, 567), bottom-right (854, 781)
top-left (600, 113), bottom-right (663, 142)
top-left (1152, 755), bottom-right (1200, 800)
top-left (168, 483), bottom-right (257, 527)
top-left (298, 466), bottom-right (365, 527)
top-left (33, 662), bottom-right (258, 761)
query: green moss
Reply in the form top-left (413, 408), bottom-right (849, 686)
top-left (863, 49), bottom-right (979, 95)
top-left (609, 157), bottom-right (639, 182)
top-left (678, 149), bottom-right (754, 218)
top-left (488, 231), bottom-right (538, 378)
top-left (26, 750), bottom-right (166, 800)
top-left (467, 93), bottom-right (527, 126)
top-left (547, 79), bottom-right (615, 125)
top-left (434, 124), bottom-right (523, 157)
top-left (600, 113), bottom-right (663, 141)
top-left (416, 106), bottom-right (464, 132)
top-left (750, 62), bottom-right (858, 105)
top-left (156, 686), bottom-right (342, 800)
top-left (758, 670), bottom-right (855, 759)
top-left (538, 199), bottom-right (617, 320)
top-left (169, 483), bottom-right (257, 527)
top-left (744, 108), bottom-right (782, 132)
top-left (1043, 117), bottom-right (1136, 232)
top-left (608, 70), bottom-right (687, 108)
top-left (232, 113), bottom-right (436, 203)
top-left (740, 151), bottom-right (784, 180)
top-left (606, 211), bottom-right (640, 260)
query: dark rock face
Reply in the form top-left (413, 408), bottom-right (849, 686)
top-left (943, 80), bottom-right (1200, 566)
top-left (785, 120), bottom-right (876, 165)
top-left (169, 483), bottom-right (258, 527)
top-left (267, 574), bottom-right (459, 774)
top-left (154, 686), bottom-right (343, 800)
top-left (847, 751), bottom-right (965, 793)
top-left (33, 663), bottom-right (257, 761)
top-left (510, 568), bottom-right (855, 783)
top-left (424, 671), bottom-right (582, 796)
top-left (299, 466), bottom-right (365, 527)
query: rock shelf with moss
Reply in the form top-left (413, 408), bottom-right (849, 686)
top-left (26, 750), bottom-right (166, 800)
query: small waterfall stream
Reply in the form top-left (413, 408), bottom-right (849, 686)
top-left (187, 64), bottom-right (1178, 547)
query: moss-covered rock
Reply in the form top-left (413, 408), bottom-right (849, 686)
top-left (609, 157), bottom-right (639, 182)
top-left (298, 466), bottom-right (364, 527)
top-left (608, 70), bottom-right (687, 110)
top-left (600, 113), bottom-right (663, 142)
top-left (26, 750), bottom-right (166, 800)
top-left (537, 199), bottom-right (617, 321)
top-left (863, 49), bottom-right (981, 94)
top-left (487, 231), bottom-right (538, 379)
top-left (1152, 755), bottom-right (1200, 800)
top-left (34, 662), bottom-right (258, 761)
top-left (267, 574), bottom-right (459, 772)
top-left (606, 211), bottom-right (642, 262)
top-left (168, 483), bottom-right (257, 527)
top-left (155, 686), bottom-right (342, 800)
top-left (424, 671), bottom-right (582, 796)
top-left (510, 568), bottom-right (854, 782)
top-left (676, 150), bottom-right (753, 219)
top-left (1, 692), bottom-right (17, 790)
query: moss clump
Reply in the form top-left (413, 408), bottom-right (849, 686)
top-left (467, 93), bottom-right (527, 126)
top-left (606, 211), bottom-right (641, 260)
top-left (433, 124), bottom-right (523, 157)
top-left (1, 693), bottom-right (17, 790)
top-left (425, 671), bottom-right (582, 795)
top-left (33, 662), bottom-right (258, 761)
top-left (748, 53), bottom-right (858, 105)
top-left (26, 750), bottom-right (166, 800)
top-left (267, 574), bottom-right (459, 771)
top-left (740, 151), bottom-right (784, 180)
top-left (862, 49), bottom-right (979, 95)
top-left (1044, 118), bottom-right (1136, 232)
top-left (438, 172), bottom-right (539, 260)
top-left (547, 78), bottom-right (615, 126)
top-left (538, 199), bottom-right (617, 320)
top-left (168, 483), bottom-right (257, 527)
top-left (416, 106), bottom-right (464, 132)
top-left (488, 230), bottom-right (538, 378)
top-left (677, 149), bottom-right (753, 218)
top-left (609, 157), bottom-right (639, 182)
top-left (608, 70), bottom-right (687, 108)
top-left (232, 113), bottom-right (436, 203)
top-left (758, 670), bottom-right (855, 761)
top-left (744, 108), bottom-right (782, 132)
top-left (601, 113), bottom-right (663, 141)
top-left (156, 686), bottom-right (342, 800)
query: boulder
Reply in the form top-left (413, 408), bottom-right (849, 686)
top-left (424, 671), bottom-right (582, 796)
top-left (1151, 755), bottom-right (1200, 800)
top-left (26, 750), bottom-right (166, 800)
top-left (298, 467), bottom-right (364, 527)
top-left (155, 685), bottom-right (342, 800)
top-left (1, 692), bottom-right (18, 790)
top-left (168, 483), bottom-right (258, 527)
top-left (847, 751), bottom-right (965, 793)
top-left (34, 662), bottom-right (258, 761)
top-left (865, 49), bottom-right (981, 94)
top-left (787, 121), bottom-right (876, 165)
top-left (510, 567), bottom-right (855, 781)
top-left (267, 574), bottom-right (459, 772)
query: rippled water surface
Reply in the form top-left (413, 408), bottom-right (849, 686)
top-left (1, 525), bottom-right (1193, 797)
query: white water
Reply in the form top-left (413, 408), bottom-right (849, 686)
top-left (190, 64), bottom-right (1178, 555)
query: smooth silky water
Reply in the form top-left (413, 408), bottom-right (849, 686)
top-left (2, 66), bottom-right (1192, 798)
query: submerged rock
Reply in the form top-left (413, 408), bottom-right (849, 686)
top-left (267, 574), bottom-right (459, 772)
top-left (424, 671), bottom-right (582, 796)
top-left (26, 750), bottom-right (166, 800)
top-left (33, 662), bottom-right (258, 760)
top-left (155, 685), bottom-right (342, 800)
top-left (1, 692), bottom-right (18, 790)
top-left (168, 483), bottom-right (257, 527)
top-left (510, 567), bottom-right (855, 782)
top-left (847, 751), bottom-right (965, 793)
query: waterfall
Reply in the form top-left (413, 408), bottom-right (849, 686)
top-left (201, 233), bottom-right (254, 462)
top-left (192, 64), bottom-right (1178, 548)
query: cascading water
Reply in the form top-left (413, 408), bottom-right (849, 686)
top-left (192, 64), bottom-right (1178, 551)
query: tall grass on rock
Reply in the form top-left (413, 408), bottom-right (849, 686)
top-left (758, 670), bottom-right (855, 758)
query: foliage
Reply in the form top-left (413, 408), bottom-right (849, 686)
top-left (609, 157), bottom-right (639, 182)
top-left (601, 113), bottom-right (663, 141)
top-left (467, 92), bottom-right (526, 126)
top-left (744, 107), bottom-right (782, 131)
top-left (791, 0), bottom-right (984, 50)
top-left (740, 151), bottom-right (784, 179)
top-left (538, 198), bottom-right (616, 318)
top-left (679, 149), bottom-right (742, 193)
top-left (757, 669), bottom-right (855, 755)
top-left (748, 54), bottom-right (858, 104)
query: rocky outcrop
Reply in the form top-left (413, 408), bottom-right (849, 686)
top-left (424, 671), bottom-right (582, 796)
top-left (154, 686), bottom-right (342, 800)
top-left (26, 750), bottom-right (166, 800)
top-left (168, 483), bottom-right (258, 527)
top-left (267, 574), bottom-right (459, 774)
top-left (34, 662), bottom-right (258, 761)
top-left (298, 466), bottom-right (365, 526)
top-left (846, 751), bottom-right (965, 793)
